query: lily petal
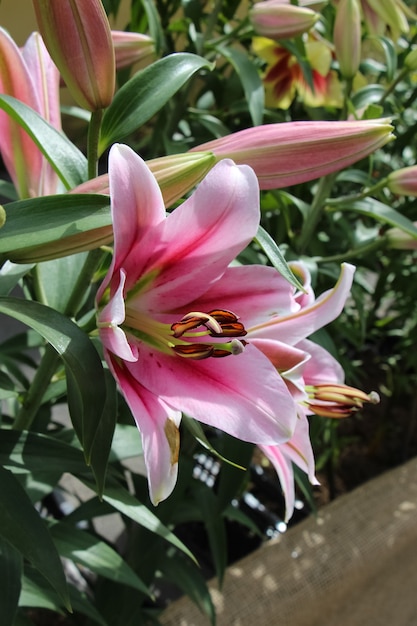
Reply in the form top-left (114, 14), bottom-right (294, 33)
top-left (250, 263), bottom-right (355, 344)
top-left (108, 357), bottom-right (181, 504)
top-left (138, 160), bottom-right (261, 312)
top-left (126, 342), bottom-right (297, 445)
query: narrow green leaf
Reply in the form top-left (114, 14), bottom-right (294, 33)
top-left (0, 95), bottom-right (87, 189)
top-left (0, 467), bottom-right (70, 610)
top-left (35, 253), bottom-right (89, 313)
top-left (160, 554), bottom-right (216, 625)
top-left (99, 53), bottom-right (213, 152)
top-left (21, 568), bottom-right (108, 625)
top-left (0, 430), bottom-right (87, 475)
top-left (373, 35), bottom-right (397, 82)
top-left (89, 370), bottom-right (118, 497)
top-left (0, 195), bottom-right (111, 263)
top-left (0, 261), bottom-right (34, 296)
top-left (109, 424), bottom-right (143, 462)
top-left (96, 482), bottom-right (197, 563)
top-left (182, 415), bottom-right (245, 470)
top-left (0, 537), bottom-right (22, 626)
top-left (335, 198), bottom-right (417, 237)
top-left (351, 85), bottom-right (386, 109)
top-left (216, 45), bottom-right (264, 126)
top-left (195, 486), bottom-right (227, 587)
top-left (255, 226), bottom-right (305, 291)
top-left (50, 522), bottom-right (151, 596)
top-left (0, 298), bottom-right (107, 461)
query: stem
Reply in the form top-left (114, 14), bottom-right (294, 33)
top-left (297, 173), bottom-right (337, 253)
top-left (13, 345), bottom-right (60, 431)
top-left (204, 0), bottom-right (225, 44)
top-left (380, 67), bottom-right (408, 105)
top-left (87, 109), bottom-right (104, 180)
top-left (313, 236), bottom-right (388, 265)
top-left (326, 177), bottom-right (389, 207)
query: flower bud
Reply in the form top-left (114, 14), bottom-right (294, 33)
top-left (386, 225), bottom-right (417, 250)
top-left (404, 48), bottom-right (417, 71)
top-left (191, 119), bottom-right (394, 189)
top-left (334, 0), bottom-right (361, 79)
top-left (111, 31), bottom-right (155, 71)
top-left (33, 0), bottom-right (115, 111)
top-left (387, 165), bottom-right (417, 196)
top-left (250, 0), bottom-right (319, 39)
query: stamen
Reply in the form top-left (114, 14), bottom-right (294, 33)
top-left (172, 343), bottom-right (214, 359)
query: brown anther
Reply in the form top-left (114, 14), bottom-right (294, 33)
top-left (212, 348), bottom-right (232, 358)
top-left (172, 343), bottom-right (214, 359)
top-left (208, 309), bottom-right (240, 323)
top-left (209, 322), bottom-right (247, 338)
top-left (171, 316), bottom-right (207, 338)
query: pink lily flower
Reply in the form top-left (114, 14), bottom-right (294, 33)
top-left (182, 260), bottom-right (377, 520)
top-left (96, 144), bottom-right (300, 505)
top-left (0, 28), bottom-right (61, 198)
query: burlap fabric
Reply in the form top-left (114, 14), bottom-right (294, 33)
top-left (160, 457), bottom-right (417, 626)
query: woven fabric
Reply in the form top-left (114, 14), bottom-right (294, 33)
top-left (161, 457), bottom-right (417, 626)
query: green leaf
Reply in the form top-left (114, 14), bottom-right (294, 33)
top-left (195, 486), bottom-right (227, 587)
top-left (160, 554), bottom-right (216, 625)
top-left (0, 261), bottom-right (34, 296)
top-left (0, 195), bottom-right (111, 263)
top-left (255, 226), bottom-right (305, 291)
top-left (0, 537), bottom-right (22, 626)
top-left (0, 430), bottom-right (87, 475)
top-left (0, 298), bottom-right (107, 462)
top-left (216, 45), bottom-right (264, 126)
top-left (0, 467), bottom-right (70, 610)
top-left (182, 415), bottom-right (245, 470)
top-left (109, 424), bottom-right (143, 462)
top-left (49, 522), bottom-right (151, 596)
top-left (35, 253), bottom-right (89, 313)
top-left (0, 370), bottom-right (19, 399)
top-left (99, 53), bottom-right (213, 152)
top-left (21, 568), bottom-right (108, 625)
top-left (372, 36), bottom-right (397, 82)
top-left (0, 95), bottom-right (87, 189)
top-left (89, 370), bottom-right (118, 497)
top-left (351, 85), bottom-right (386, 110)
top-left (96, 481), bottom-right (197, 563)
top-left (335, 198), bottom-right (417, 237)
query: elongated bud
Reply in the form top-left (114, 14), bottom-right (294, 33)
top-left (33, 0), bottom-right (115, 111)
top-left (387, 165), bottom-right (417, 197)
top-left (250, 1), bottom-right (319, 39)
top-left (111, 31), bottom-right (155, 71)
top-left (191, 119), bottom-right (394, 189)
top-left (386, 224), bottom-right (417, 250)
top-left (307, 383), bottom-right (379, 418)
top-left (334, 0), bottom-right (361, 79)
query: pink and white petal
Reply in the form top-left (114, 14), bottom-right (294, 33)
top-left (127, 342), bottom-right (297, 445)
top-left (259, 443), bottom-right (296, 522)
top-left (297, 338), bottom-right (345, 386)
top-left (139, 160), bottom-right (261, 312)
top-left (249, 337), bottom-right (308, 374)
top-left (0, 27), bottom-right (43, 197)
top-left (98, 270), bottom-right (138, 361)
top-left (108, 355), bottom-right (182, 504)
top-left (280, 413), bottom-right (318, 486)
top-left (105, 144), bottom-right (166, 291)
top-left (22, 33), bottom-right (61, 195)
top-left (250, 263), bottom-right (355, 345)
top-left (167, 265), bottom-right (298, 328)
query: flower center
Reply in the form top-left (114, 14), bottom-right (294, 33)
top-left (123, 308), bottom-right (248, 360)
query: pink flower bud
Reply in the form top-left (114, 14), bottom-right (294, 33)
top-left (388, 165), bottom-right (417, 196)
top-left (191, 119), bottom-right (394, 188)
top-left (250, 0), bottom-right (319, 39)
top-left (111, 31), bottom-right (156, 71)
top-left (334, 0), bottom-right (361, 79)
top-left (33, 0), bottom-right (115, 111)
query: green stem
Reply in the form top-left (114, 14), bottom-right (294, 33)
top-left (297, 173), bottom-right (337, 253)
top-left (203, 0), bottom-right (225, 44)
top-left (326, 177), bottom-right (389, 207)
top-left (13, 345), bottom-right (60, 431)
top-left (380, 67), bottom-right (409, 105)
top-left (87, 109), bottom-right (104, 180)
top-left (313, 236), bottom-right (388, 265)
